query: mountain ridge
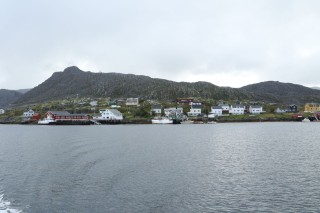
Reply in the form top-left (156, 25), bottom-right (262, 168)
top-left (1, 66), bottom-right (320, 107)
top-left (16, 66), bottom-right (253, 104)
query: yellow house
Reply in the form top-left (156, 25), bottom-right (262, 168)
top-left (304, 103), bottom-right (320, 112)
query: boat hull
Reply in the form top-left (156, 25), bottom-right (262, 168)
top-left (152, 119), bottom-right (173, 124)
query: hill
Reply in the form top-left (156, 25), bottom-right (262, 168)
top-left (10, 67), bottom-right (320, 105)
top-left (241, 81), bottom-right (320, 104)
top-left (15, 66), bottom-right (254, 104)
top-left (0, 89), bottom-right (23, 108)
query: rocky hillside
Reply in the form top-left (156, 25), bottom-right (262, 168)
top-left (0, 89), bottom-right (23, 107)
top-left (15, 66), bottom-right (254, 104)
top-left (9, 67), bottom-right (320, 105)
top-left (241, 81), bottom-right (320, 104)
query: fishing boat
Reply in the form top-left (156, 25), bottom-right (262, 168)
top-left (38, 118), bottom-right (55, 125)
top-left (151, 117), bottom-right (173, 124)
top-left (302, 118), bottom-right (311, 122)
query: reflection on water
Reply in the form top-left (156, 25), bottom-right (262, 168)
top-left (1, 123), bottom-right (320, 212)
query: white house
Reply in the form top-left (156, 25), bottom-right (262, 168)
top-left (151, 105), bottom-right (162, 115)
top-left (249, 105), bottom-right (263, 114)
top-left (126, 98), bottom-right (139, 106)
top-left (230, 104), bottom-right (245, 115)
top-left (188, 103), bottom-right (202, 117)
top-left (209, 106), bottom-right (223, 117)
top-left (23, 109), bottom-right (35, 118)
top-left (164, 107), bottom-right (183, 117)
top-left (219, 104), bottom-right (230, 113)
top-left (0, 109), bottom-right (5, 114)
top-left (93, 109), bottom-right (123, 121)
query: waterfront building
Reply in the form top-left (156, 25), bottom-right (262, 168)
top-left (304, 103), bottom-right (320, 113)
top-left (230, 104), bottom-right (245, 115)
top-left (93, 109), bottom-right (123, 121)
top-left (44, 111), bottom-right (90, 121)
top-left (249, 105), bottom-right (263, 114)
top-left (164, 107), bottom-right (183, 117)
top-left (210, 106), bottom-right (223, 117)
top-left (218, 103), bottom-right (230, 114)
top-left (23, 109), bottom-right (35, 118)
top-left (187, 103), bottom-right (202, 117)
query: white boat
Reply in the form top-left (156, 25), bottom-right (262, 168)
top-left (38, 118), bottom-right (55, 125)
top-left (302, 118), bottom-right (311, 122)
top-left (151, 117), bottom-right (173, 124)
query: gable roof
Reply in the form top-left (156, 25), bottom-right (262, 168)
top-left (231, 104), bottom-right (244, 108)
top-left (191, 105), bottom-right (202, 109)
top-left (211, 106), bottom-right (222, 109)
top-left (152, 105), bottom-right (161, 109)
top-left (48, 111), bottom-right (71, 116)
top-left (108, 109), bottom-right (122, 116)
top-left (250, 105), bottom-right (262, 108)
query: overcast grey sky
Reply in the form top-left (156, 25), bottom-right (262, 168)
top-left (1, 0), bottom-right (320, 89)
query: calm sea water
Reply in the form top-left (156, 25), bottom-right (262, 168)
top-left (1, 123), bottom-right (320, 213)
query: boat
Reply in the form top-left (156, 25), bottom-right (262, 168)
top-left (302, 118), bottom-right (311, 122)
top-left (38, 118), bottom-right (55, 125)
top-left (151, 117), bottom-right (173, 124)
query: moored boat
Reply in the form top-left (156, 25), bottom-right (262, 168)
top-left (38, 118), bottom-right (55, 125)
top-left (151, 117), bottom-right (173, 124)
top-left (302, 118), bottom-right (311, 122)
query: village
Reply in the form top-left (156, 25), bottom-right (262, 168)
top-left (0, 97), bottom-right (320, 124)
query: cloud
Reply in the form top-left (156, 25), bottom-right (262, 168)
top-left (1, 0), bottom-right (320, 89)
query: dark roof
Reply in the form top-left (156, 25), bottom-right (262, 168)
top-left (49, 111), bottom-right (70, 116)
top-left (191, 105), bottom-right (202, 109)
top-left (152, 105), bottom-right (161, 109)
top-left (231, 104), bottom-right (244, 108)
top-left (49, 111), bottom-right (88, 116)
top-left (250, 105), bottom-right (262, 108)
top-left (218, 104), bottom-right (229, 107)
top-left (211, 106), bottom-right (222, 109)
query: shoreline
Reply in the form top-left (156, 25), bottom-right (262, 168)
top-left (0, 119), bottom-right (311, 125)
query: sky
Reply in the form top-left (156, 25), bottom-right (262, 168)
top-left (1, 0), bottom-right (320, 90)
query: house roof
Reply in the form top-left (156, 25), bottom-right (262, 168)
top-left (48, 111), bottom-right (88, 116)
top-left (164, 108), bottom-right (183, 111)
top-left (108, 109), bottom-right (122, 116)
top-left (231, 104), bottom-right (244, 108)
top-left (218, 104), bottom-right (229, 107)
top-left (48, 111), bottom-right (71, 116)
top-left (152, 105), bottom-right (161, 109)
top-left (250, 105), bottom-right (262, 108)
top-left (191, 105), bottom-right (202, 109)
top-left (306, 103), bottom-right (320, 107)
top-left (211, 106), bottom-right (222, 109)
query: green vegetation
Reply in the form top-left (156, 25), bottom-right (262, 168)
top-left (1, 94), bottom-right (316, 124)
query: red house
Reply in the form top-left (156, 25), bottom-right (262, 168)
top-left (45, 111), bottom-right (91, 121)
top-left (31, 113), bottom-right (41, 121)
